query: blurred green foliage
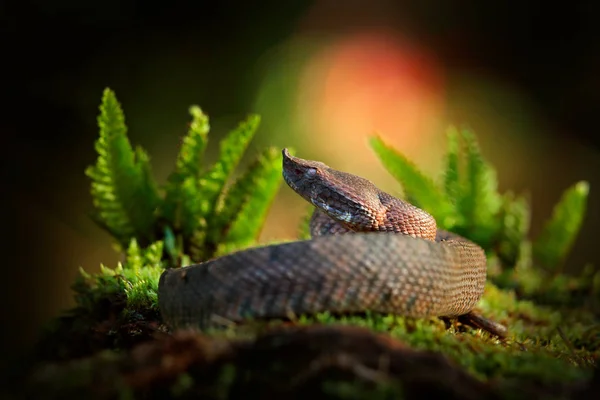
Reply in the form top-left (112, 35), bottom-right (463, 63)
top-left (533, 181), bottom-right (589, 271)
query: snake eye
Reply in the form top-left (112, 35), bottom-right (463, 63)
top-left (305, 168), bottom-right (317, 177)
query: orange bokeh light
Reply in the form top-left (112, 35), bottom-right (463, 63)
top-left (296, 31), bottom-right (446, 170)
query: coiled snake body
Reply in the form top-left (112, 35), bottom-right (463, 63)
top-left (159, 149), bottom-right (498, 334)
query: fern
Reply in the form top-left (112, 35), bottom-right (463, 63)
top-left (369, 136), bottom-right (457, 228)
top-left (370, 129), bottom-right (505, 251)
top-left (455, 128), bottom-right (502, 246)
top-left (370, 128), bottom-right (588, 276)
top-left (190, 114), bottom-right (262, 258)
top-left (199, 115), bottom-right (260, 215)
top-left (161, 105), bottom-right (210, 230)
top-left (496, 192), bottom-right (531, 267)
top-left (85, 88), bottom-right (161, 247)
top-left (533, 181), bottom-right (589, 271)
top-left (443, 126), bottom-right (461, 205)
top-left (214, 148), bottom-right (283, 256)
top-left (87, 88), bottom-right (283, 265)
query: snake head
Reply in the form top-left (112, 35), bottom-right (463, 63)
top-left (282, 148), bottom-right (326, 190)
top-left (282, 148), bottom-right (383, 230)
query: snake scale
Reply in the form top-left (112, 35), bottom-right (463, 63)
top-left (158, 148), bottom-right (499, 334)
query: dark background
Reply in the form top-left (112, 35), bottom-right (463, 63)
top-left (3, 0), bottom-right (599, 366)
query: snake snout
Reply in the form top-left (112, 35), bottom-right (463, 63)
top-left (282, 148), bottom-right (314, 192)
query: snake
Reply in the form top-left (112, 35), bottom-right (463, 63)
top-left (158, 148), bottom-right (502, 335)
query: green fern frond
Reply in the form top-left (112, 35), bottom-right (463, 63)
top-left (175, 106), bottom-right (210, 178)
top-left (443, 126), bottom-right (461, 203)
top-left (162, 106), bottom-right (210, 227)
top-left (190, 115), bottom-right (260, 249)
top-left (142, 240), bottom-right (164, 266)
top-left (370, 127), bottom-right (589, 282)
top-left (371, 129), bottom-right (521, 253)
top-left (533, 181), bottom-right (589, 271)
top-left (199, 115), bottom-right (260, 215)
top-left (210, 147), bottom-right (281, 240)
top-left (215, 147), bottom-right (283, 256)
top-left (87, 91), bottom-right (281, 266)
top-left (369, 136), bottom-right (456, 228)
top-left (85, 88), bottom-right (160, 247)
top-left (497, 192), bottom-right (531, 266)
top-left (179, 176), bottom-right (206, 238)
top-left (457, 128), bottom-right (502, 242)
top-left (124, 238), bottom-right (164, 271)
top-left (126, 238), bottom-right (143, 271)
top-left (371, 129), bottom-right (524, 254)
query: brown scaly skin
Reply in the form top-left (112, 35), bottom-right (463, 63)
top-left (158, 149), bottom-right (507, 338)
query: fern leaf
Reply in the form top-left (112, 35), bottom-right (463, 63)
top-left (175, 106), bottom-right (210, 178)
top-left (85, 88), bottom-right (160, 247)
top-left (456, 128), bottom-right (501, 243)
top-left (162, 106), bottom-right (210, 226)
top-left (126, 238), bottom-right (143, 271)
top-left (443, 126), bottom-right (461, 202)
top-left (369, 136), bottom-right (455, 228)
top-left (192, 115), bottom-right (260, 249)
top-left (179, 176), bottom-right (206, 239)
top-left (210, 146), bottom-right (281, 237)
top-left (143, 240), bottom-right (164, 266)
top-left (215, 147), bottom-right (282, 256)
top-left (497, 192), bottom-right (531, 266)
top-left (533, 181), bottom-right (589, 270)
top-left (133, 145), bottom-right (162, 222)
